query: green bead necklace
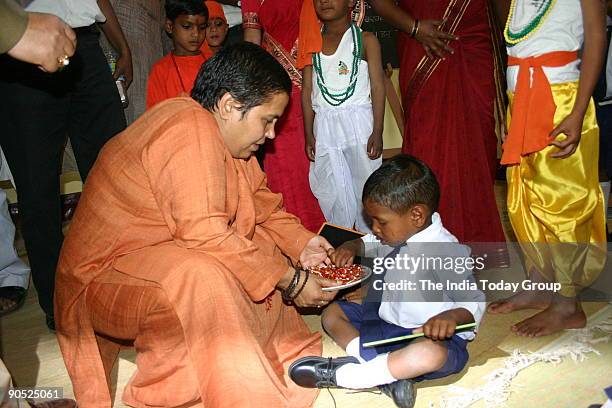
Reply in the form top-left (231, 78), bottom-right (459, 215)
top-left (504, 0), bottom-right (557, 47)
top-left (313, 23), bottom-right (362, 107)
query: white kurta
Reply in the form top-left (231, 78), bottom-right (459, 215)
top-left (309, 25), bottom-right (381, 233)
top-left (506, 0), bottom-right (583, 92)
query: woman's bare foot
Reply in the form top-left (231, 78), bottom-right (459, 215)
top-left (487, 290), bottom-right (552, 314)
top-left (511, 301), bottom-right (586, 337)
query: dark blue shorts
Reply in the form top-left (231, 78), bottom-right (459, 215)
top-left (338, 300), bottom-right (469, 382)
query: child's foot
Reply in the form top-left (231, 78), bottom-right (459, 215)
top-left (288, 356), bottom-right (359, 388)
top-left (487, 290), bottom-right (552, 314)
top-left (511, 301), bottom-right (586, 337)
top-left (379, 379), bottom-right (416, 408)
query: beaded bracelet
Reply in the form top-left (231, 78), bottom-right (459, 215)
top-left (281, 269), bottom-right (300, 301)
top-left (292, 271), bottom-right (310, 300)
top-left (410, 19), bottom-right (419, 38)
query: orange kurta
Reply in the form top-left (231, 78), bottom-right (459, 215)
top-left (146, 53), bottom-right (206, 109)
top-left (55, 98), bottom-right (321, 407)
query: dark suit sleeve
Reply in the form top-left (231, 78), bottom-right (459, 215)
top-left (0, 0), bottom-right (28, 54)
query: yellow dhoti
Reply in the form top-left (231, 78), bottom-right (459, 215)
top-left (506, 81), bottom-right (607, 297)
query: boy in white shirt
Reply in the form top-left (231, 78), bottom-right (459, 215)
top-left (289, 155), bottom-right (485, 408)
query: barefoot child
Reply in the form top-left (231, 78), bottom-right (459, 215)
top-left (303, 0), bottom-right (385, 232)
top-left (289, 156), bottom-right (485, 408)
top-left (489, 0), bottom-right (607, 337)
top-left (146, 0), bottom-right (208, 109)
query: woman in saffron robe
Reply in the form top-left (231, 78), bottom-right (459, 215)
top-left (242, 0), bottom-right (326, 232)
top-left (369, 0), bottom-right (506, 246)
top-left (55, 43), bottom-right (339, 408)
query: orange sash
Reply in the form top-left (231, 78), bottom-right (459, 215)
top-left (501, 50), bottom-right (578, 165)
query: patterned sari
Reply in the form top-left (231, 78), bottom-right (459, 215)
top-left (398, 0), bottom-right (506, 244)
top-left (242, 0), bottom-right (325, 232)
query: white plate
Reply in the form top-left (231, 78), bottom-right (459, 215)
top-left (320, 265), bottom-right (373, 292)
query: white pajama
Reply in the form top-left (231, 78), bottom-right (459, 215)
top-left (309, 104), bottom-right (381, 232)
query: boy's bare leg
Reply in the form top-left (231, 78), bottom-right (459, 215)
top-left (488, 267), bottom-right (553, 314)
top-left (321, 303), bottom-right (360, 349)
top-left (511, 297), bottom-right (586, 337)
top-left (387, 338), bottom-right (447, 380)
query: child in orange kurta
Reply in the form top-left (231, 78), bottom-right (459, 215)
top-left (146, 0), bottom-right (208, 109)
top-left (201, 1), bottom-right (229, 59)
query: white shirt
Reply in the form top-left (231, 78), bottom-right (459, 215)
top-left (506, 0), bottom-right (582, 92)
top-left (26, 0), bottom-right (105, 28)
top-left (362, 213), bottom-right (486, 341)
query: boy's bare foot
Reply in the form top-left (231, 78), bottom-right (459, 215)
top-left (511, 301), bottom-right (586, 337)
top-left (487, 290), bottom-right (552, 314)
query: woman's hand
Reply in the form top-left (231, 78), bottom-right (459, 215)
top-left (292, 273), bottom-right (341, 308)
top-left (299, 236), bottom-right (334, 268)
top-left (414, 19), bottom-right (458, 59)
top-left (549, 111), bottom-right (584, 159)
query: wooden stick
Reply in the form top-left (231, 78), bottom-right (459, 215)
top-left (362, 322), bottom-right (478, 348)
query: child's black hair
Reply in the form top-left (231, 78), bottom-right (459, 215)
top-left (192, 42), bottom-right (291, 116)
top-left (165, 0), bottom-right (208, 21)
top-left (363, 154), bottom-right (440, 213)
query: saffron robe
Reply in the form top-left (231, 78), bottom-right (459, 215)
top-left (55, 98), bottom-right (322, 407)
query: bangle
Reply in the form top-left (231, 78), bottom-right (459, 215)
top-left (292, 271), bottom-right (310, 300)
top-left (281, 269), bottom-right (300, 301)
top-left (410, 19), bottom-right (419, 38)
top-left (414, 19), bottom-right (420, 38)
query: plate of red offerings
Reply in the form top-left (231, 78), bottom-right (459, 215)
top-left (307, 264), bottom-right (372, 291)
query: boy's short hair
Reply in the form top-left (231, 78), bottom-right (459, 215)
top-left (165, 0), bottom-right (208, 21)
top-left (363, 154), bottom-right (440, 213)
top-left (192, 42), bottom-right (292, 115)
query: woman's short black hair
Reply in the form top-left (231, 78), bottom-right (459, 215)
top-left (191, 42), bottom-right (292, 115)
top-left (165, 0), bottom-right (208, 21)
top-left (363, 154), bottom-right (440, 213)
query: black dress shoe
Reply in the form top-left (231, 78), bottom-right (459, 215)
top-left (289, 356), bottom-right (359, 388)
top-left (26, 398), bottom-right (78, 408)
top-left (0, 286), bottom-right (26, 317)
top-left (379, 379), bottom-right (416, 408)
